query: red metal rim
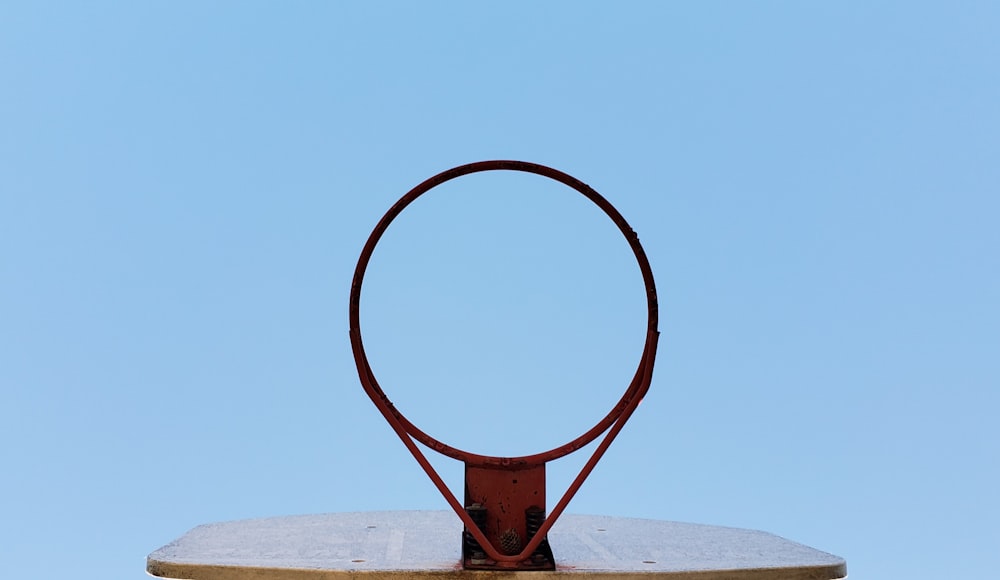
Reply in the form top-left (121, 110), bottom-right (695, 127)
top-left (349, 160), bottom-right (658, 466)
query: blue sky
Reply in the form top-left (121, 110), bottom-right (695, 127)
top-left (1, 2), bottom-right (997, 578)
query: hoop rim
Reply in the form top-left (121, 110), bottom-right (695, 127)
top-left (348, 160), bottom-right (658, 466)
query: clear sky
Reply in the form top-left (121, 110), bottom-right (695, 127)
top-left (1, 3), bottom-right (997, 579)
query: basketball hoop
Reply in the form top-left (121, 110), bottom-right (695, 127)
top-left (349, 160), bottom-right (659, 570)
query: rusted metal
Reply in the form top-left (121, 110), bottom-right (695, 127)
top-left (349, 160), bottom-right (659, 570)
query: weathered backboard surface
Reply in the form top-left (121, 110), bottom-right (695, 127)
top-left (147, 511), bottom-right (846, 579)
